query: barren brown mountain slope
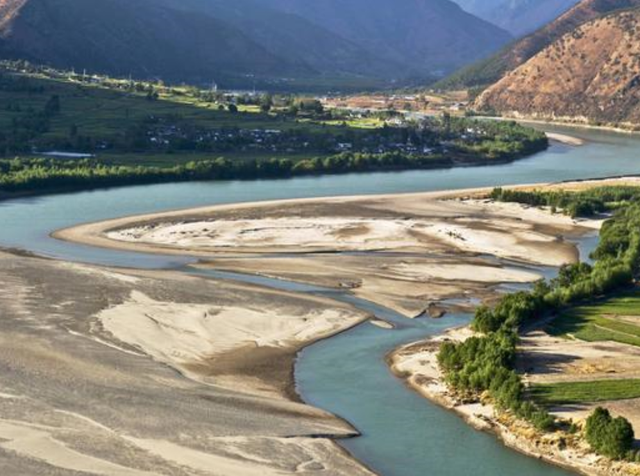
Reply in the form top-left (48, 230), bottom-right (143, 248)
top-left (475, 8), bottom-right (640, 127)
top-left (442, 0), bottom-right (640, 88)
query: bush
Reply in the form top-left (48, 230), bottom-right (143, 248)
top-left (585, 407), bottom-right (634, 460)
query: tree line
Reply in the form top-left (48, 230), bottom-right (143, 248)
top-left (490, 186), bottom-right (640, 218)
top-left (0, 133), bottom-right (544, 197)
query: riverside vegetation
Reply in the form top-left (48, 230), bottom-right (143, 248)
top-left (0, 62), bottom-right (548, 197)
top-left (438, 186), bottom-right (640, 462)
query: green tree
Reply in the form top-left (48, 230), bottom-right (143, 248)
top-left (585, 407), bottom-right (634, 460)
top-left (260, 94), bottom-right (273, 113)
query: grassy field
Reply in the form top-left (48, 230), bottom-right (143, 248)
top-left (547, 290), bottom-right (640, 347)
top-left (0, 71), bottom-right (365, 161)
top-left (531, 379), bottom-right (640, 405)
top-left (0, 76), bottom-right (342, 135)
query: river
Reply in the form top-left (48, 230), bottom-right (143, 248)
top-left (0, 123), bottom-right (638, 475)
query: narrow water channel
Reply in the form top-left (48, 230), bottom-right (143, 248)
top-left (193, 241), bottom-right (597, 476)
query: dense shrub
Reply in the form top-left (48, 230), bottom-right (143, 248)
top-left (586, 407), bottom-right (635, 460)
top-left (490, 186), bottom-right (640, 218)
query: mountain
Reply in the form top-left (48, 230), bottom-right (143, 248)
top-left (454, 0), bottom-right (579, 37)
top-left (440, 0), bottom-right (640, 89)
top-left (0, 0), bottom-right (513, 87)
top-left (474, 7), bottom-right (640, 127)
top-left (0, 0), bottom-right (309, 83)
top-left (154, 0), bottom-right (398, 80)
top-left (252, 0), bottom-right (513, 76)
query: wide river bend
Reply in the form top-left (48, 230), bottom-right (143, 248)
top-left (1, 123), bottom-right (639, 475)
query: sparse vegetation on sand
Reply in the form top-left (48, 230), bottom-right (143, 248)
top-left (490, 185), bottom-right (640, 218)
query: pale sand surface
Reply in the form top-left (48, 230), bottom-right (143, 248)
top-left (55, 182), bottom-right (611, 317)
top-left (98, 290), bottom-right (363, 396)
top-left (45, 177), bottom-right (639, 474)
top-left (546, 132), bottom-right (586, 146)
top-left (0, 250), bottom-right (372, 475)
top-left (195, 254), bottom-right (540, 317)
top-left (55, 183), bottom-right (600, 258)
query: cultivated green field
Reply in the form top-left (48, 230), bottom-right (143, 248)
top-left (547, 290), bottom-right (640, 348)
top-left (0, 75), bottom-right (348, 145)
top-left (531, 379), bottom-right (640, 405)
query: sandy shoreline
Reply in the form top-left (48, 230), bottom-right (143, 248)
top-left (389, 328), bottom-right (640, 476)
top-left (489, 114), bottom-right (640, 135)
top-left (56, 179), bottom-right (638, 257)
top-left (546, 132), bottom-right (585, 146)
top-left (53, 182), bottom-right (613, 317)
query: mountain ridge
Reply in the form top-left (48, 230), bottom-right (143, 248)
top-left (0, 0), bottom-right (513, 87)
top-left (262, 0), bottom-right (512, 75)
top-left (454, 0), bottom-right (579, 36)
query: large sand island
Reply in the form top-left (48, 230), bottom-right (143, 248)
top-left (55, 186), bottom-right (598, 318)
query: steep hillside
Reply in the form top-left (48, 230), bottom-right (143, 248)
top-left (474, 8), bottom-right (640, 127)
top-left (0, 0), bottom-right (306, 84)
top-left (454, 0), bottom-right (579, 36)
top-left (262, 0), bottom-right (513, 75)
top-left (155, 0), bottom-right (398, 79)
top-left (441, 0), bottom-right (640, 89)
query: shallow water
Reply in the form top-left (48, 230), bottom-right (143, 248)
top-left (0, 124), bottom-right (638, 475)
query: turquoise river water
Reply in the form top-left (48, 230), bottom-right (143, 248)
top-left (0, 123), bottom-right (639, 475)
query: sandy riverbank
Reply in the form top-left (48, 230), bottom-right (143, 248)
top-left (490, 114), bottom-right (640, 135)
top-left (389, 327), bottom-right (640, 476)
top-left (0, 249), bottom-right (374, 475)
top-left (546, 132), bottom-right (585, 146)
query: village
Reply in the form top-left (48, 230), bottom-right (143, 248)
top-left (138, 111), bottom-right (494, 158)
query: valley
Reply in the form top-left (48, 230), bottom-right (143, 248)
top-left (0, 0), bottom-right (512, 87)
top-left (0, 63), bottom-right (548, 199)
top-left (1, 120), bottom-right (640, 474)
top-left (4, 1), bottom-right (640, 475)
